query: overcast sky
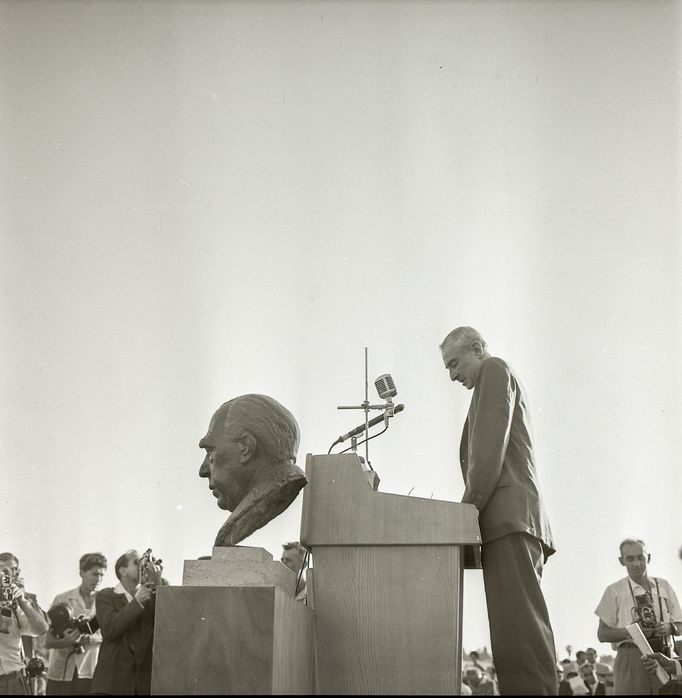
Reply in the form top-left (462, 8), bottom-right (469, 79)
top-left (1, 0), bottom-right (680, 658)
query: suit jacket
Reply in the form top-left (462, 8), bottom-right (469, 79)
top-left (90, 585), bottom-right (157, 695)
top-left (459, 357), bottom-right (555, 556)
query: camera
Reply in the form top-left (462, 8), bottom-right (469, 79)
top-left (47, 603), bottom-right (100, 654)
top-left (138, 549), bottom-right (162, 586)
top-left (1, 574), bottom-right (15, 611)
top-left (634, 592), bottom-right (673, 657)
top-left (26, 657), bottom-right (45, 678)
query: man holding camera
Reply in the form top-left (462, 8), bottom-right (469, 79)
top-left (0, 561), bottom-right (49, 695)
top-left (44, 553), bottom-right (107, 695)
top-left (0, 552), bottom-right (48, 663)
top-left (91, 549), bottom-right (164, 696)
top-left (595, 538), bottom-right (682, 694)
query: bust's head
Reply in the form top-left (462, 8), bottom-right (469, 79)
top-left (199, 394), bottom-right (300, 512)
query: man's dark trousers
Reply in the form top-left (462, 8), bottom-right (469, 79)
top-left (482, 532), bottom-right (558, 696)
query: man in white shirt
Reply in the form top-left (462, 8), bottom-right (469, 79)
top-left (45, 552), bottom-right (107, 695)
top-left (0, 562), bottom-right (49, 695)
top-left (595, 538), bottom-right (682, 694)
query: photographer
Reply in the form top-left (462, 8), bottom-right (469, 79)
top-left (595, 538), bottom-right (682, 694)
top-left (91, 549), bottom-right (165, 696)
top-left (0, 552), bottom-right (48, 663)
top-left (44, 553), bottom-right (107, 696)
top-left (0, 563), bottom-right (49, 695)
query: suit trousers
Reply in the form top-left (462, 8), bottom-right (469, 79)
top-left (481, 532), bottom-right (558, 696)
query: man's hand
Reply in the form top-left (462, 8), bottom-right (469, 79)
top-left (146, 562), bottom-right (163, 586)
top-left (11, 584), bottom-right (24, 603)
top-left (63, 628), bottom-right (81, 644)
top-left (653, 622), bottom-right (672, 637)
top-left (641, 652), bottom-right (675, 676)
top-left (78, 633), bottom-right (94, 647)
top-left (134, 582), bottom-right (155, 607)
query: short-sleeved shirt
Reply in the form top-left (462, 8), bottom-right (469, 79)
top-left (0, 607), bottom-right (30, 675)
top-left (47, 588), bottom-right (102, 681)
top-left (595, 576), bottom-right (682, 651)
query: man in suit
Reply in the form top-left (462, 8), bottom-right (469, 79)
top-left (90, 550), bottom-right (164, 695)
top-left (440, 326), bottom-right (557, 695)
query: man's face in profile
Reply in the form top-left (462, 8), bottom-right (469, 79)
top-left (281, 547), bottom-right (304, 573)
top-left (441, 341), bottom-right (483, 390)
top-left (199, 408), bottom-right (250, 512)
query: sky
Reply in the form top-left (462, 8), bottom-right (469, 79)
top-left (1, 0), bottom-right (680, 660)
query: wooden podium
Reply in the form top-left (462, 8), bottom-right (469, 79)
top-left (300, 453), bottom-right (481, 695)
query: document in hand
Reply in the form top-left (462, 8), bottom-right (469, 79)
top-left (625, 623), bottom-right (670, 685)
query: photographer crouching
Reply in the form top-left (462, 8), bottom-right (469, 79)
top-left (0, 562), bottom-right (49, 695)
top-left (91, 549), bottom-right (165, 696)
top-left (45, 553), bottom-right (107, 696)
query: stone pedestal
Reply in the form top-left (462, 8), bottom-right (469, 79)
top-left (151, 547), bottom-right (314, 695)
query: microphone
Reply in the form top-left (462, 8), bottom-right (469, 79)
top-left (332, 404), bottom-right (405, 446)
top-left (374, 373), bottom-right (397, 400)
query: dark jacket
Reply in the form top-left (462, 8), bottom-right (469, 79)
top-left (90, 585), bottom-right (157, 695)
top-left (459, 357), bottom-right (555, 556)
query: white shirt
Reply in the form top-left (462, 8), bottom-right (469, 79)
top-left (46, 587), bottom-right (102, 681)
top-left (595, 576), bottom-right (682, 651)
top-left (0, 607), bottom-right (30, 676)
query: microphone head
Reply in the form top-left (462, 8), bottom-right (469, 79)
top-left (374, 373), bottom-right (397, 400)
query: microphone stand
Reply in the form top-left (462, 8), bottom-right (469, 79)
top-left (336, 347), bottom-right (390, 466)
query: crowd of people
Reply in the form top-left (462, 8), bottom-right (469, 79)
top-left (0, 549), bottom-right (163, 696)
top-left (0, 542), bottom-right (309, 697)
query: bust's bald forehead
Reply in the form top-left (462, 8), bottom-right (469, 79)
top-left (209, 399), bottom-right (240, 432)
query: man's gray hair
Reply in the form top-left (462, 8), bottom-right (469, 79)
top-left (619, 538), bottom-right (646, 555)
top-left (220, 394), bottom-right (300, 466)
top-left (439, 326), bottom-right (487, 351)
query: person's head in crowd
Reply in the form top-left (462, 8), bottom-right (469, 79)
top-left (79, 553), bottom-right (107, 595)
top-left (619, 538), bottom-right (649, 584)
top-left (562, 661), bottom-right (579, 679)
top-left (114, 549), bottom-right (141, 588)
top-left (585, 647), bottom-right (598, 665)
top-left (579, 663), bottom-right (598, 686)
top-left (199, 394), bottom-right (301, 513)
top-left (465, 667), bottom-right (484, 687)
top-left (0, 552), bottom-right (20, 585)
top-left (469, 650), bottom-right (480, 662)
top-left (281, 541), bottom-right (306, 574)
top-left (575, 650), bottom-right (586, 666)
top-left (556, 663), bottom-right (564, 682)
top-left (440, 327), bottom-right (490, 391)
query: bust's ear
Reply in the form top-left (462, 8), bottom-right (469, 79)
top-left (237, 432), bottom-right (256, 464)
top-left (618, 556), bottom-right (625, 567)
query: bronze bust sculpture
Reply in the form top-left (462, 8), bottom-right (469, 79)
top-left (199, 394), bottom-right (307, 547)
